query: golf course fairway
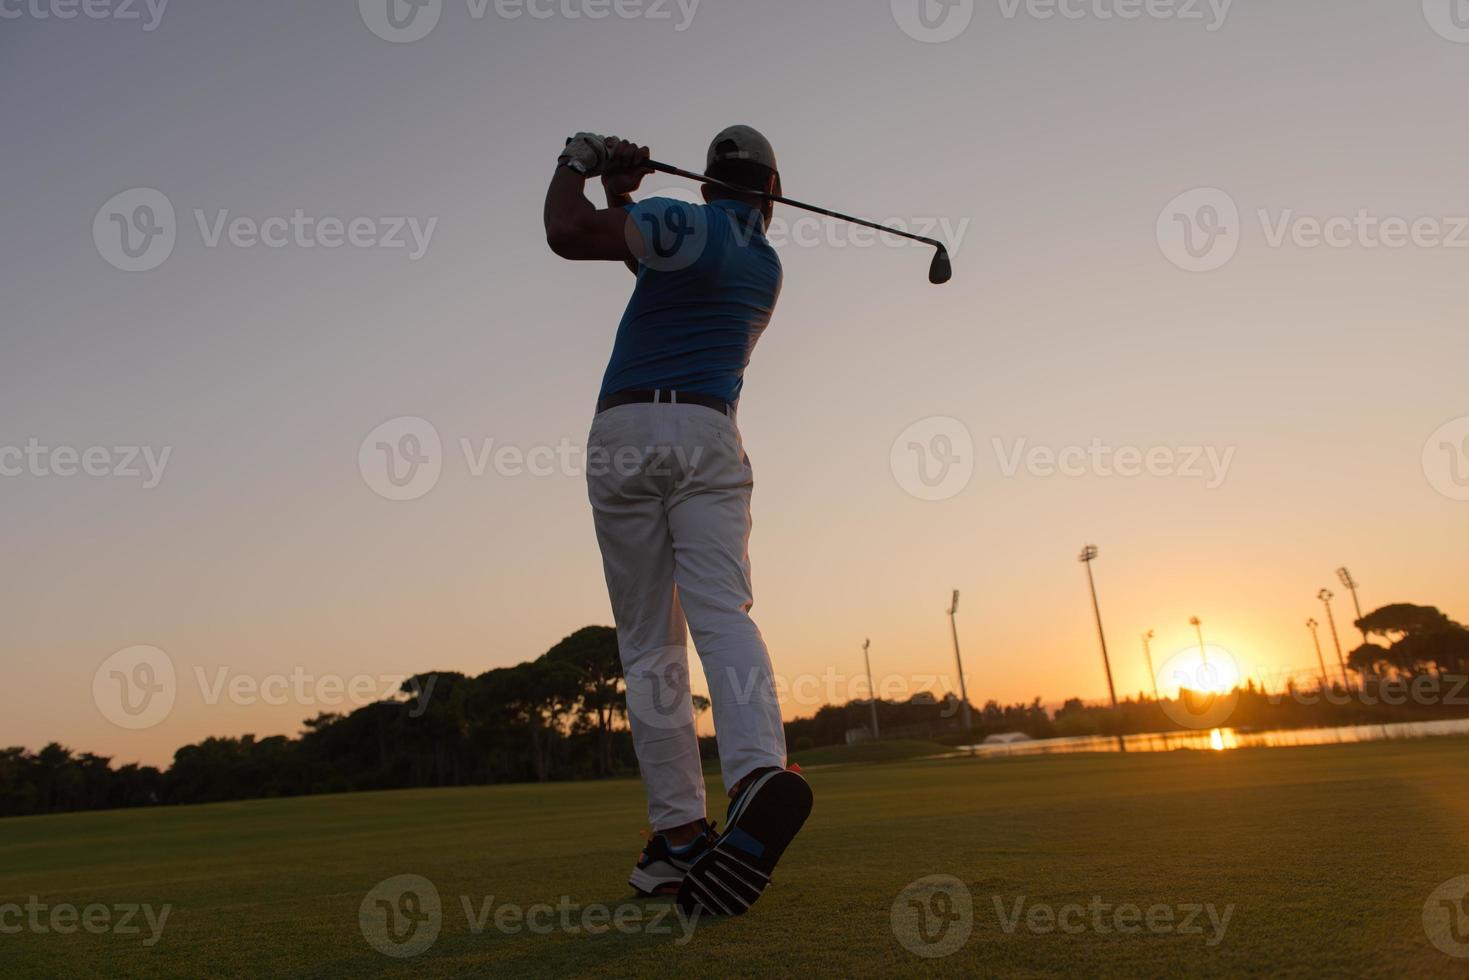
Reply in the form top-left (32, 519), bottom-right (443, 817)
top-left (4, 737), bottom-right (1467, 977)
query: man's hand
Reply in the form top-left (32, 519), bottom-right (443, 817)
top-left (602, 138), bottom-right (653, 197)
top-left (558, 132), bottom-right (611, 176)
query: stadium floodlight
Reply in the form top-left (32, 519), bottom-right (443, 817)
top-left (1141, 630), bottom-right (1158, 700)
top-left (1317, 589), bottom-right (1352, 690)
top-left (946, 591), bottom-right (972, 733)
top-left (1336, 567), bottom-right (1366, 640)
top-left (862, 638), bottom-right (880, 740)
top-left (1306, 618), bottom-right (1329, 686)
top-left (1078, 545), bottom-right (1124, 752)
top-left (1189, 616), bottom-right (1207, 666)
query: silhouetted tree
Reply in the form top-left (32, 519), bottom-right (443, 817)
top-left (543, 627), bottom-right (625, 776)
top-left (1349, 604), bottom-right (1469, 678)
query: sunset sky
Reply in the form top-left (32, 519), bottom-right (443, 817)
top-left (4, 1), bottom-right (1468, 767)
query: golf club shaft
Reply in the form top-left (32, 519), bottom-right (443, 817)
top-left (646, 161), bottom-right (945, 252)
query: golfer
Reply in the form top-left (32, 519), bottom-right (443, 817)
top-left (544, 126), bottom-right (812, 917)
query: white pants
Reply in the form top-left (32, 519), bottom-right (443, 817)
top-left (587, 401), bottom-right (787, 831)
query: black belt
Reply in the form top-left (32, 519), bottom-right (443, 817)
top-left (596, 389), bottom-right (733, 416)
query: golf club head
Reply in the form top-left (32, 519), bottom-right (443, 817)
top-left (928, 247), bottom-right (952, 285)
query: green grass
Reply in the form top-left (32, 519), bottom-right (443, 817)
top-left (4, 738), bottom-right (1469, 977)
top-left (789, 738), bottom-right (949, 768)
top-left (701, 738), bottom-right (947, 775)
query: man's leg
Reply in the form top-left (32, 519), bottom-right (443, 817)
top-left (587, 408), bottom-right (706, 832)
top-left (665, 411), bottom-right (787, 794)
top-left (665, 409), bottom-right (811, 918)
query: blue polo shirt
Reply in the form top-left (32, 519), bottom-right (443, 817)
top-left (598, 197), bottom-right (782, 405)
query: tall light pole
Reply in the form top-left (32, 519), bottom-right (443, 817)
top-left (1336, 567), bottom-right (1366, 642)
top-left (1078, 545), bottom-right (1125, 752)
top-left (1189, 616), bottom-right (1207, 666)
top-left (1318, 588), bottom-right (1350, 689)
top-left (947, 591), bottom-right (973, 733)
top-left (1141, 629), bottom-right (1159, 700)
top-left (862, 638), bottom-right (880, 740)
top-left (1306, 618), bottom-right (1328, 686)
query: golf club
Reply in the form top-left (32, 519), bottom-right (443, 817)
top-left (646, 160), bottom-right (953, 285)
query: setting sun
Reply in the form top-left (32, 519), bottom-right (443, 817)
top-left (1154, 644), bottom-right (1246, 700)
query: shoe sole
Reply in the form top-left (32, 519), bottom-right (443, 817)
top-left (628, 866), bottom-right (681, 897)
top-left (675, 770), bottom-right (813, 918)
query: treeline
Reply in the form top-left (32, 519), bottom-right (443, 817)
top-left (11, 674), bottom-right (1467, 817)
top-left (5, 604), bottom-right (1467, 818)
top-left (0, 746), bottom-right (165, 816)
top-left (784, 694), bottom-right (1049, 749)
top-left (2, 627), bottom-right (634, 817)
top-left (2, 623), bottom-right (985, 818)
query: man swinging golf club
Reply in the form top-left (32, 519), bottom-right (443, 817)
top-left (544, 126), bottom-right (813, 918)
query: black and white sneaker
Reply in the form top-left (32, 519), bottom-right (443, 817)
top-left (676, 767), bottom-right (813, 918)
top-left (629, 820), bottom-right (717, 897)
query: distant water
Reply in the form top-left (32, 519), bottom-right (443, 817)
top-left (957, 718), bottom-right (1469, 757)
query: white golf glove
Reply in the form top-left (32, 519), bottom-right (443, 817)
top-left (559, 132), bottom-right (611, 176)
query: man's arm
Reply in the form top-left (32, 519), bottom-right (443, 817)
top-left (543, 167), bottom-right (633, 262)
top-left (543, 134), bottom-right (652, 264)
top-left (603, 183), bottom-right (638, 276)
